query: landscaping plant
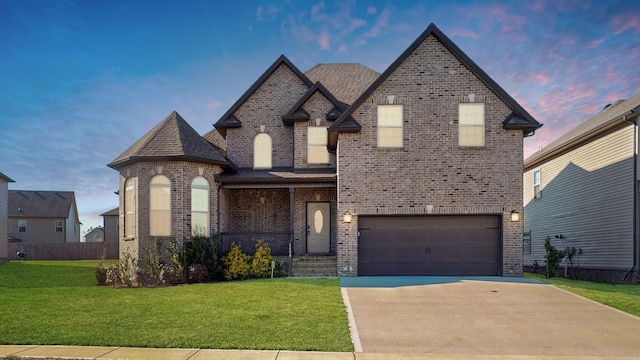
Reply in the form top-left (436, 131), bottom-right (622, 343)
top-left (222, 242), bottom-right (251, 280)
top-left (544, 236), bottom-right (565, 279)
top-left (251, 239), bottom-right (277, 278)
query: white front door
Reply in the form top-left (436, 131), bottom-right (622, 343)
top-left (307, 202), bottom-right (330, 254)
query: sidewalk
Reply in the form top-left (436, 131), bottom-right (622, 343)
top-left (2, 345), bottom-right (634, 359)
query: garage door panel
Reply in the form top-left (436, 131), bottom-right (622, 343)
top-left (358, 215), bottom-right (501, 276)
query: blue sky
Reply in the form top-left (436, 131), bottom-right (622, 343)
top-left (1, 0), bottom-right (639, 234)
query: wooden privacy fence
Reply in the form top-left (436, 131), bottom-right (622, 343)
top-left (8, 242), bottom-right (118, 261)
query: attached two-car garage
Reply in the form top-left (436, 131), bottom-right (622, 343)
top-left (358, 215), bottom-right (502, 276)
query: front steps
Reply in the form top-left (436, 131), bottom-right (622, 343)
top-left (290, 256), bottom-right (337, 277)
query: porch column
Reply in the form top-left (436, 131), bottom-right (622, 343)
top-left (289, 187), bottom-right (295, 255)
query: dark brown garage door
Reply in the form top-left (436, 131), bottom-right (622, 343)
top-left (358, 215), bottom-right (501, 276)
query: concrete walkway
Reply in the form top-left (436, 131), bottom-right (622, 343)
top-left (4, 345), bottom-right (639, 359)
top-left (341, 277), bottom-right (640, 357)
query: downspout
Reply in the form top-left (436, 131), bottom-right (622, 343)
top-left (624, 115), bottom-right (638, 282)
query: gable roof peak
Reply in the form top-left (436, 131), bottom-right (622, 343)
top-left (330, 22), bottom-right (541, 140)
top-left (214, 54), bottom-right (314, 136)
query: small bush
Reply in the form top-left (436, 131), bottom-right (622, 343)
top-left (251, 240), bottom-right (277, 278)
top-left (139, 238), bottom-right (165, 286)
top-left (188, 264), bottom-right (209, 283)
top-left (162, 262), bottom-right (187, 285)
top-left (544, 236), bottom-right (565, 278)
top-left (96, 264), bottom-right (108, 286)
top-left (118, 251), bottom-right (138, 287)
top-left (222, 243), bottom-right (251, 281)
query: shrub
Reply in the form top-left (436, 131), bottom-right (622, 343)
top-left (162, 262), bottom-right (187, 285)
top-left (188, 264), bottom-right (209, 283)
top-left (169, 234), bottom-right (222, 282)
top-left (96, 264), bottom-right (108, 286)
top-left (222, 243), bottom-right (251, 281)
top-left (251, 240), bottom-right (277, 278)
top-left (139, 238), bottom-right (165, 286)
top-left (118, 251), bottom-right (138, 287)
top-left (544, 236), bottom-right (565, 279)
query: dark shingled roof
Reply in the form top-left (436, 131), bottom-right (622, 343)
top-left (329, 23), bottom-right (542, 149)
top-left (525, 93), bottom-right (640, 169)
top-left (305, 63), bottom-right (380, 105)
top-left (100, 207), bottom-right (119, 217)
top-left (108, 111), bottom-right (228, 169)
top-left (9, 190), bottom-right (76, 218)
top-left (217, 167), bottom-right (336, 185)
top-left (0, 171), bottom-right (14, 182)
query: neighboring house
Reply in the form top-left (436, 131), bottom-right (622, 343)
top-left (101, 207), bottom-right (119, 243)
top-left (109, 23), bottom-right (540, 277)
top-left (0, 171), bottom-right (14, 264)
top-left (7, 190), bottom-right (81, 244)
top-left (84, 227), bottom-right (105, 243)
top-left (524, 94), bottom-right (640, 283)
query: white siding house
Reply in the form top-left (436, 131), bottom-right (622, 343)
top-left (524, 94), bottom-right (640, 283)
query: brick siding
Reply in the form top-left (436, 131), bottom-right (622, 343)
top-left (336, 35), bottom-right (524, 276)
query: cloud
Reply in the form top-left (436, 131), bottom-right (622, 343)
top-left (610, 13), bottom-right (639, 35)
top-left (364, 8), bottom-right (390, 38)
top-left (367, 6), bottom-right (377, 15)
top-left (586, 38), bottom-right (604, 49)
top-left (449, 29), bottom-right (480, 39)
top-left (318, 30), bottom-right (330, 50)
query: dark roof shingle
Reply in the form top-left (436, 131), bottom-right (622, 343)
top-left (108, 111), bottom-right (228, 169)
top-left (9, 190), bottom-right (76, 218)
top-left (305, 63), bottom-right (379, 105)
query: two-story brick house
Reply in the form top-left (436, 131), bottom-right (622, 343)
top-left (109, 23), bottom-right (541, 277)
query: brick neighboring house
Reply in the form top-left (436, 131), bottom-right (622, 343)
top-left (524, 94), bottom-right (640, 283)
top-left (0, 171), bottom-right (14, 264)
top-left (109, 23), bottom-right (541, 277)
top-left (8, 190), bottom-right (81, 244)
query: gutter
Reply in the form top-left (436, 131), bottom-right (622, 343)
top-left (624, 107), bottom-right (640, 281)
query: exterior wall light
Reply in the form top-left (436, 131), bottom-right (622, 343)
top-left (510, 210), bottom-right (520, 222)
top-left (343, 211), bottom-right (352, 223)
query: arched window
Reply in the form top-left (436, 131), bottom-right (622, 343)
top-left (124, 178), bottom-right (136, 238)
top-left (191, 176), bottom-right (210, 237)
top-left (149, 175), bottom-right (171, 236)
top-left (254, 133), bottom-right (272, 169)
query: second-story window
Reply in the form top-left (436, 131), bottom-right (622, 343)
top-left (377, 105), bottom-right (403, 148)
top-left (533, 169), bottom-right (541, 199)
top-left (308, 126), bottom-right (329, 164)
top-left (55, 220), bottom-right (63, 232)
top-left (459, 103), bottom-right (485, 147)
top-left (149, 175), bottom-right (171, 236)
top-left (18, 219), bottom-right (27, 232)
top-left (254, 133), bottom-right (272, 169)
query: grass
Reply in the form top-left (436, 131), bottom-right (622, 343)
top-left (525, 272), bottom-right (640, 317)
top-left (0, 260), bottom-right (353, 351)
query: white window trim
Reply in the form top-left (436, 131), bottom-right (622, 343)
top-left (124, 178), bottom-right (136, 239)
top-left (55, 220), bottom-right (63, 233)
top-left (18, 219), bottom-right (27, 233)
top-left (533, 169), bottom-right (541, 199)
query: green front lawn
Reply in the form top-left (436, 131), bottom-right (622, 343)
top-left (525, 272), bottom-right (640, 317)
top-left (0, 261), bottom-right (353, 351)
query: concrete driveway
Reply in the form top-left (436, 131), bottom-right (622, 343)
top-left (340, 277), bottom-right (640, 357)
